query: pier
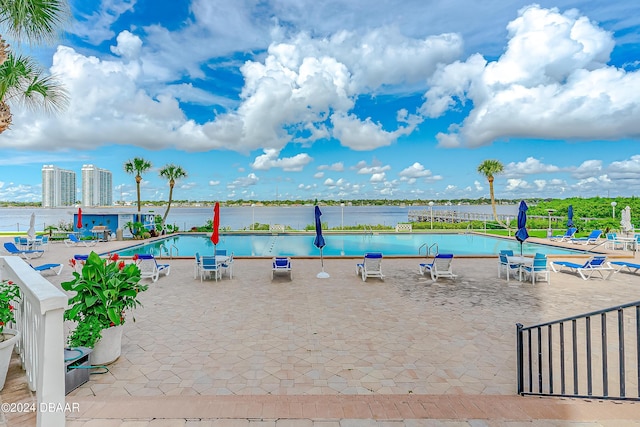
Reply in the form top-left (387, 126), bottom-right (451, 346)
top-left (408, 209), bottom-right (567, 225)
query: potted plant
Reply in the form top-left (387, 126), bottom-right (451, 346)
top-left (62, 252), bottom-right (148, 365)
top-left (0, 279), bottom-right (21, 390)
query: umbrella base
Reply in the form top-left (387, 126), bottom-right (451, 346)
top-left (317, 271), bottom-right (330, 279)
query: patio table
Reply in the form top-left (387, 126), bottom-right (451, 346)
top-left (507, 256), bottom-right (533, 281)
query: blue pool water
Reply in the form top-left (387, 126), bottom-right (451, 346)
top-left (113, 233), bottom-right (586, 257)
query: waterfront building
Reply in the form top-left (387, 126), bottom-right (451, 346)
top-left (82, 164), bottom-right (113, 207)
top-left (41, 165), bottom-right (76, 207)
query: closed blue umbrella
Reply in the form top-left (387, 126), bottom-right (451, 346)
top-left (515, 200), bottom-right (529, 256)
top-left (567, 205), bottom-right (574, 228)
top-left (314, 205), bottom-right (329, 278)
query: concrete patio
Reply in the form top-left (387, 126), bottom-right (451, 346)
top-left (2, 236), bottom-right (640, 425)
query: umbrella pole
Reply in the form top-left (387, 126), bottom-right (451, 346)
top-left (317, 247), bottom-right (330, 278)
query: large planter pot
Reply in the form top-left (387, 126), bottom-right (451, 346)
top-left (90, 325), bottom-right (123, 365)
top-left (0, 329), bottom-right (21, 391)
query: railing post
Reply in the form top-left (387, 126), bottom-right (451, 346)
top-left (516, 323), bottom-right (524, 395)
top-left (1, 256), bottom-right (67, 427)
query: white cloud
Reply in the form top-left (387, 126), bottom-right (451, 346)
top-left (251, 149), bottom-right (313, 171)
top-left (318, 162), bottom-right (344, 171)
top-left (331, 112), bottom-right (410, 151)
top-left (505, 178), bottom-right (530, 191)
top-left (313, 172), bottom-right (324, 179)
top-left (110, 30), bottom-right (142, 60)
top-left (504, 157), bottom-right (561, 176)
top-left (370, 173), bottom-right (386, 182)
top-left (608, 155), bottom-right (640, 179)
top-left (398, 162), bottom-right (436, 184)
top-left (356, 163), bottom-right (391, 175)
top-left (572, 159), bottom-right (603, 179)
top-left (227, 173), bottom-right (259, 189)
top-left (70, 0), bottom-right (137, 45)
top-left (422, 5), bottom-right (640, 148)
top-left (533, 179), bottom-right (546, 190)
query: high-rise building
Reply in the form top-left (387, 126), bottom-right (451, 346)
top-left (82, 164), bottom-right (113, 206)
top-left (41, 165), bottom-right (76, 208)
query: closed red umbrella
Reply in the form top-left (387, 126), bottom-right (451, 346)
top-left (76, 208), bottom-right (83, 229)
top-left (210, 202), bottom-right (220, 253)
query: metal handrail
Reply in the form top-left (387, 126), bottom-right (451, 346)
top-left (516, 300), bottom-right (640, 401)
top-left (428, 243), bottom-right (438, 256)
top-left (418, 243), bottom-right (427, 255)
top-left (418, 242), bottom-right (439, 256)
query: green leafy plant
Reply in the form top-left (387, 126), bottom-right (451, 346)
top-left (62, 252), bottom-right (148, 348)
top-left (0, 279), bottom-right (21, 337)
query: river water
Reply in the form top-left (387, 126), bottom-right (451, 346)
top-left (0, 204), bottom-right (519, 233)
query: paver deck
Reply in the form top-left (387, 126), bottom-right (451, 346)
top-left (2, 236), bottom-right (640, 426)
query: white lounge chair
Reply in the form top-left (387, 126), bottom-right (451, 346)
top-left (64, 233), bottom-right (97, 247)
top-left (356, 252), bottom-right (384, 282)
top-left (550, 255), bottom-right (614, 280)
top-left (419, 253), bottom-right (457, 281)
top-left (272, 257), bottom-right (292, 280)
top-left (137, 254), bottom-right (171, 282)
top-left (520, 253), bottom-right (550, 285)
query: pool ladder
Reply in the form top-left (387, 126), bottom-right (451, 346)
top-left (418, 242), bottom-right (438, 256)
top-left (160, 243), bottom-right (179, 258)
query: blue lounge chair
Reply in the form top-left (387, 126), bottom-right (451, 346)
top-left (550, 255), bottom-right (614, 280)
top-left (419, 253), bottom-right (457, 281)
top-left (571, 230), bottom-right (602, 245)
top-left (550, 227), bottom-right (577, 242)
top-left (137, 254), bottom-right (171, 282)
top-left (3, 242), bottom-right (44, 259)
top-left (64, 233), bottom-right (96, 247)
top-left (356, 252), bottom-right (384, 281)
top-left (272, 257), bottom-right (292, 280)
top-left (30, 263), bottom-right (63, 275)
top-left (608, 260), bottom-right (640, 274)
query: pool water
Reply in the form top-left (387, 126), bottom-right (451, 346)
top-left (113, 233), bottom-right (586, 257)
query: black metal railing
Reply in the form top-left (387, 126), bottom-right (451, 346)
top-left (516, 300), bottom-right (640, 400)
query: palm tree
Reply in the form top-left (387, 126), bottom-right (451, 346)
top-left (0, 0), bottom-right (70, 133)
top-left (124, 157), bottom-right (152, 213)
top-left (477, 159), bottom-right (504, 224)
top-left (159, 163), bottom-right (187, 227)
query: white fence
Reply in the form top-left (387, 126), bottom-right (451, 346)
top-left (1, 256), bottom-right (67, 427)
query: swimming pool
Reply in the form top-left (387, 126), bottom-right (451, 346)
top-left (113, 233), bottom-right (586, 257)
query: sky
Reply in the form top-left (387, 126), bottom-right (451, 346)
top-left (1, 0), bottom-right (639, 203)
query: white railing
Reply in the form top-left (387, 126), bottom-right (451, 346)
top-left (1, 256), bottom-right (67, 427)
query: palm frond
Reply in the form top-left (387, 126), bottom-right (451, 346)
top-left (0, 0), bottom-right (71, 46)
top-left (0, 52), bottom-right (68, 113)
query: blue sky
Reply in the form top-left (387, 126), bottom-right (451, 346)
top-left (1, 0), bottom-right (640, 203)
